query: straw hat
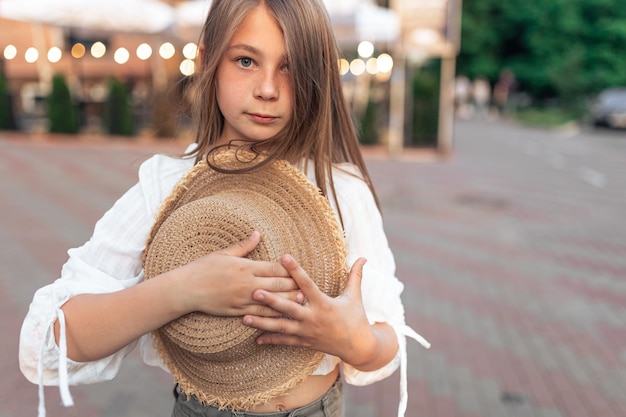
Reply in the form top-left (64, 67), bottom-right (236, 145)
top-left (142, 148), bottom-right (348, 410)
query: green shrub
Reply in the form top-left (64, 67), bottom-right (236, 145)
top-left (411, 60), bottom-right (440, 147)
top-left (0, 70), bottom-right (17, 130)
top-left (47, 74), bottom-right (79, 134)
top-left (102, 77), bottom-right (134, 136)
top-left (359, 98), bottom-right (380, 145)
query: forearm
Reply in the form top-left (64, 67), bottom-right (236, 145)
top-left (345, 322), bottom-right (399, 372)
top-left (53, 271), bottom-right (183, 362)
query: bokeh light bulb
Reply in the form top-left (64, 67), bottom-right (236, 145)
top-left (366, 58), bottom-right (378, 75)
top-left (377, 53), bottom-right (394, 73)
top-left (25, 47), bottom-right (39, 63)
top-left (136, 43), bottom-right (152, 60)
top-left (71, 43), bottom-right (86, 58)
top-left (338, 58), bottom-right (350, 75)
top-left (114, 47), bottom-right (130, 64)
top-left (159, 42), bottom-right (175, 59)
top-left (180, 59), bottom-right (195, 76)
top-left (91, 42), bottom-right (106, 58)
top-left (357, 41), bottom-right (374, 59)
top-left (349, 58), bottom-right (365, 76)
top-left (4, 45), bottom-right (17, 60)
top-left (47, 46), bottom-right (62, 63)
top-left (182, 43), bottom-right (197, 60)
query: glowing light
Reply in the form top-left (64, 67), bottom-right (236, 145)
top-left (47, 47), bottom-right (62, 63)
top-left (71, 43), bottom-right (86, 58)
top-left (25, 47), bottom-right (39, 63)
top-left (136, 43), bottom-right (152, 60)
top-left (91, 42), bottom-right (106, 58)
top-left (114, 47), bottom-right (130, 64)
top-left (3, 45), bottom-right (17, 60)
top-left (377, 53), bottom-right (394, 73)
top-left (159, 42), bottom-right (175, 59)
top-left (357, 41), bottom-right (374, 59)
top-left (338, 58), bottom-right (350, 75)
top-left (349, 58), bottom-right (365, 76)
top-left (182, 43), bottom-right (197, 59)
top-left (365, 58), bottom-right (379, 75)
top-left (180, 59), bottom-right (195, 76)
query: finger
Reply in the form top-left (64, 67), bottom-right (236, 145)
top-left (248, 289), bottom-right (303, 305)
top-left (273, 290), bottom-right (304, 304)
top-left (254, 277), bottom-right (300, 293)
top-left (250, 288), bottom-right (306, 319)
top-left (243, 314), bottom-right (301, 338)
top-left (256, 332), bottom-right (306, 347)
top-left (216, 231), bottom-right (261, 257)
top-left (249, 262), bottom-right (293, 280)
top-left (241, 304), bottom-right (285, 318)
top-left (279, 254), bottom-right (320, 300)
top-left (344, 257), bottom-right (367, 296)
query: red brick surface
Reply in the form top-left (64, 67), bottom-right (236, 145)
top-left (1, 119), bottom-right (625, 417)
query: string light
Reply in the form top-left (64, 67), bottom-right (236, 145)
top-left (25, 47), bottom-right (39, 63)
top-left (3, 45), bottom-right (17, 60)
top-left (338, 58), bottom-right (350, 75)
top-left (179, 59), bottom-right (195, 76)
top-left (159, 42), bottom-right (175, 59)
top-left (377, 53), bottom-right (393, 73)
top-left (136, 43), bottom-right (153, 60)
top-left (5, 40), bottom-right (395, 83)
top-left (114, 47), bottom-right (130, 64)
top-left (365, 57), bottom-right (378, 75)
top-left (182, 43), bottom-right (197, 60)
top-left (71, 43), bottom-right (86, 58)
top-left (91, 42), bottom-right (107, 58)
top-left (357, 41), bottom-right (374, 59)
top-left (47, 47), bottom-right (62, 63)
top-left (349, 58), bottom-right (365, 76)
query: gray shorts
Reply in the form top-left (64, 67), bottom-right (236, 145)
top-left (172, 380), bottom-right (344, 417)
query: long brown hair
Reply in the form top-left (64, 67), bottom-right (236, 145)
top-left (185, 0), bottom-right (380, 221)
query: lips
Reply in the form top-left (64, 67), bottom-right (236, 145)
top-left (248, 113), bottom-right (278, 124)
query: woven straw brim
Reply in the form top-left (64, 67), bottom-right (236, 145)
top-left (142, 149), bottom-right (348, 410)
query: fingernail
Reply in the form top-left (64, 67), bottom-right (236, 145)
top-left (249, 231), bottom-right (259, 240)
top-left (283, 254), bottom-right (293, 263)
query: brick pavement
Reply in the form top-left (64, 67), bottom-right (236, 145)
top-left (1, 120), bottom-right (625, 417)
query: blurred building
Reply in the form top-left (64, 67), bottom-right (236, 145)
top-left (0, 0), bottom-right (461, 153)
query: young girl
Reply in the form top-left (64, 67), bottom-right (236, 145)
top-left (19, 1), bottom-right (429, 417)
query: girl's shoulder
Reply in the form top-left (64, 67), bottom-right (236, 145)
top-left (304, 160), bottom-right (366, 189)
top-left (331, 162), bottom-right (370, 194)
top-left (137, 148), bottom-right (197, 205)
top-left (140, 144), bottom-right (198, 181)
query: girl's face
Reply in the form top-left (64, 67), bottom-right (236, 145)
top-left (215, 5), bottom-right (292, 144)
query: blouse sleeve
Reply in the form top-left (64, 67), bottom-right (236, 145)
top-left (19, 180), bottom-right (151, 387)
top-left (18, 153), bottom-right (192, 416)
top-left (331, 165), bottom-right (430, 417)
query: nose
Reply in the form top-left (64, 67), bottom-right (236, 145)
top-left (254, 69), bottom-right (280, 101)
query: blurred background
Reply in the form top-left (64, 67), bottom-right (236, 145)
top-left (2, 0), bottom-right (626, 152)
top-left (1, 1), bottom-right (625, 417)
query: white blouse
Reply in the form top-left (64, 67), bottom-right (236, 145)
top-left (19, 150), bottom-right (429, 417)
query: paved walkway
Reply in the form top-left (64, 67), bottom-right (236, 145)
top-left (1, 119), bottom-right (625, 417)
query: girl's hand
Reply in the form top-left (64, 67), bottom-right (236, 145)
top-left (242, 255), bottom-right (398, 372)
top-left (168, 231), bottom-right (302, 318)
